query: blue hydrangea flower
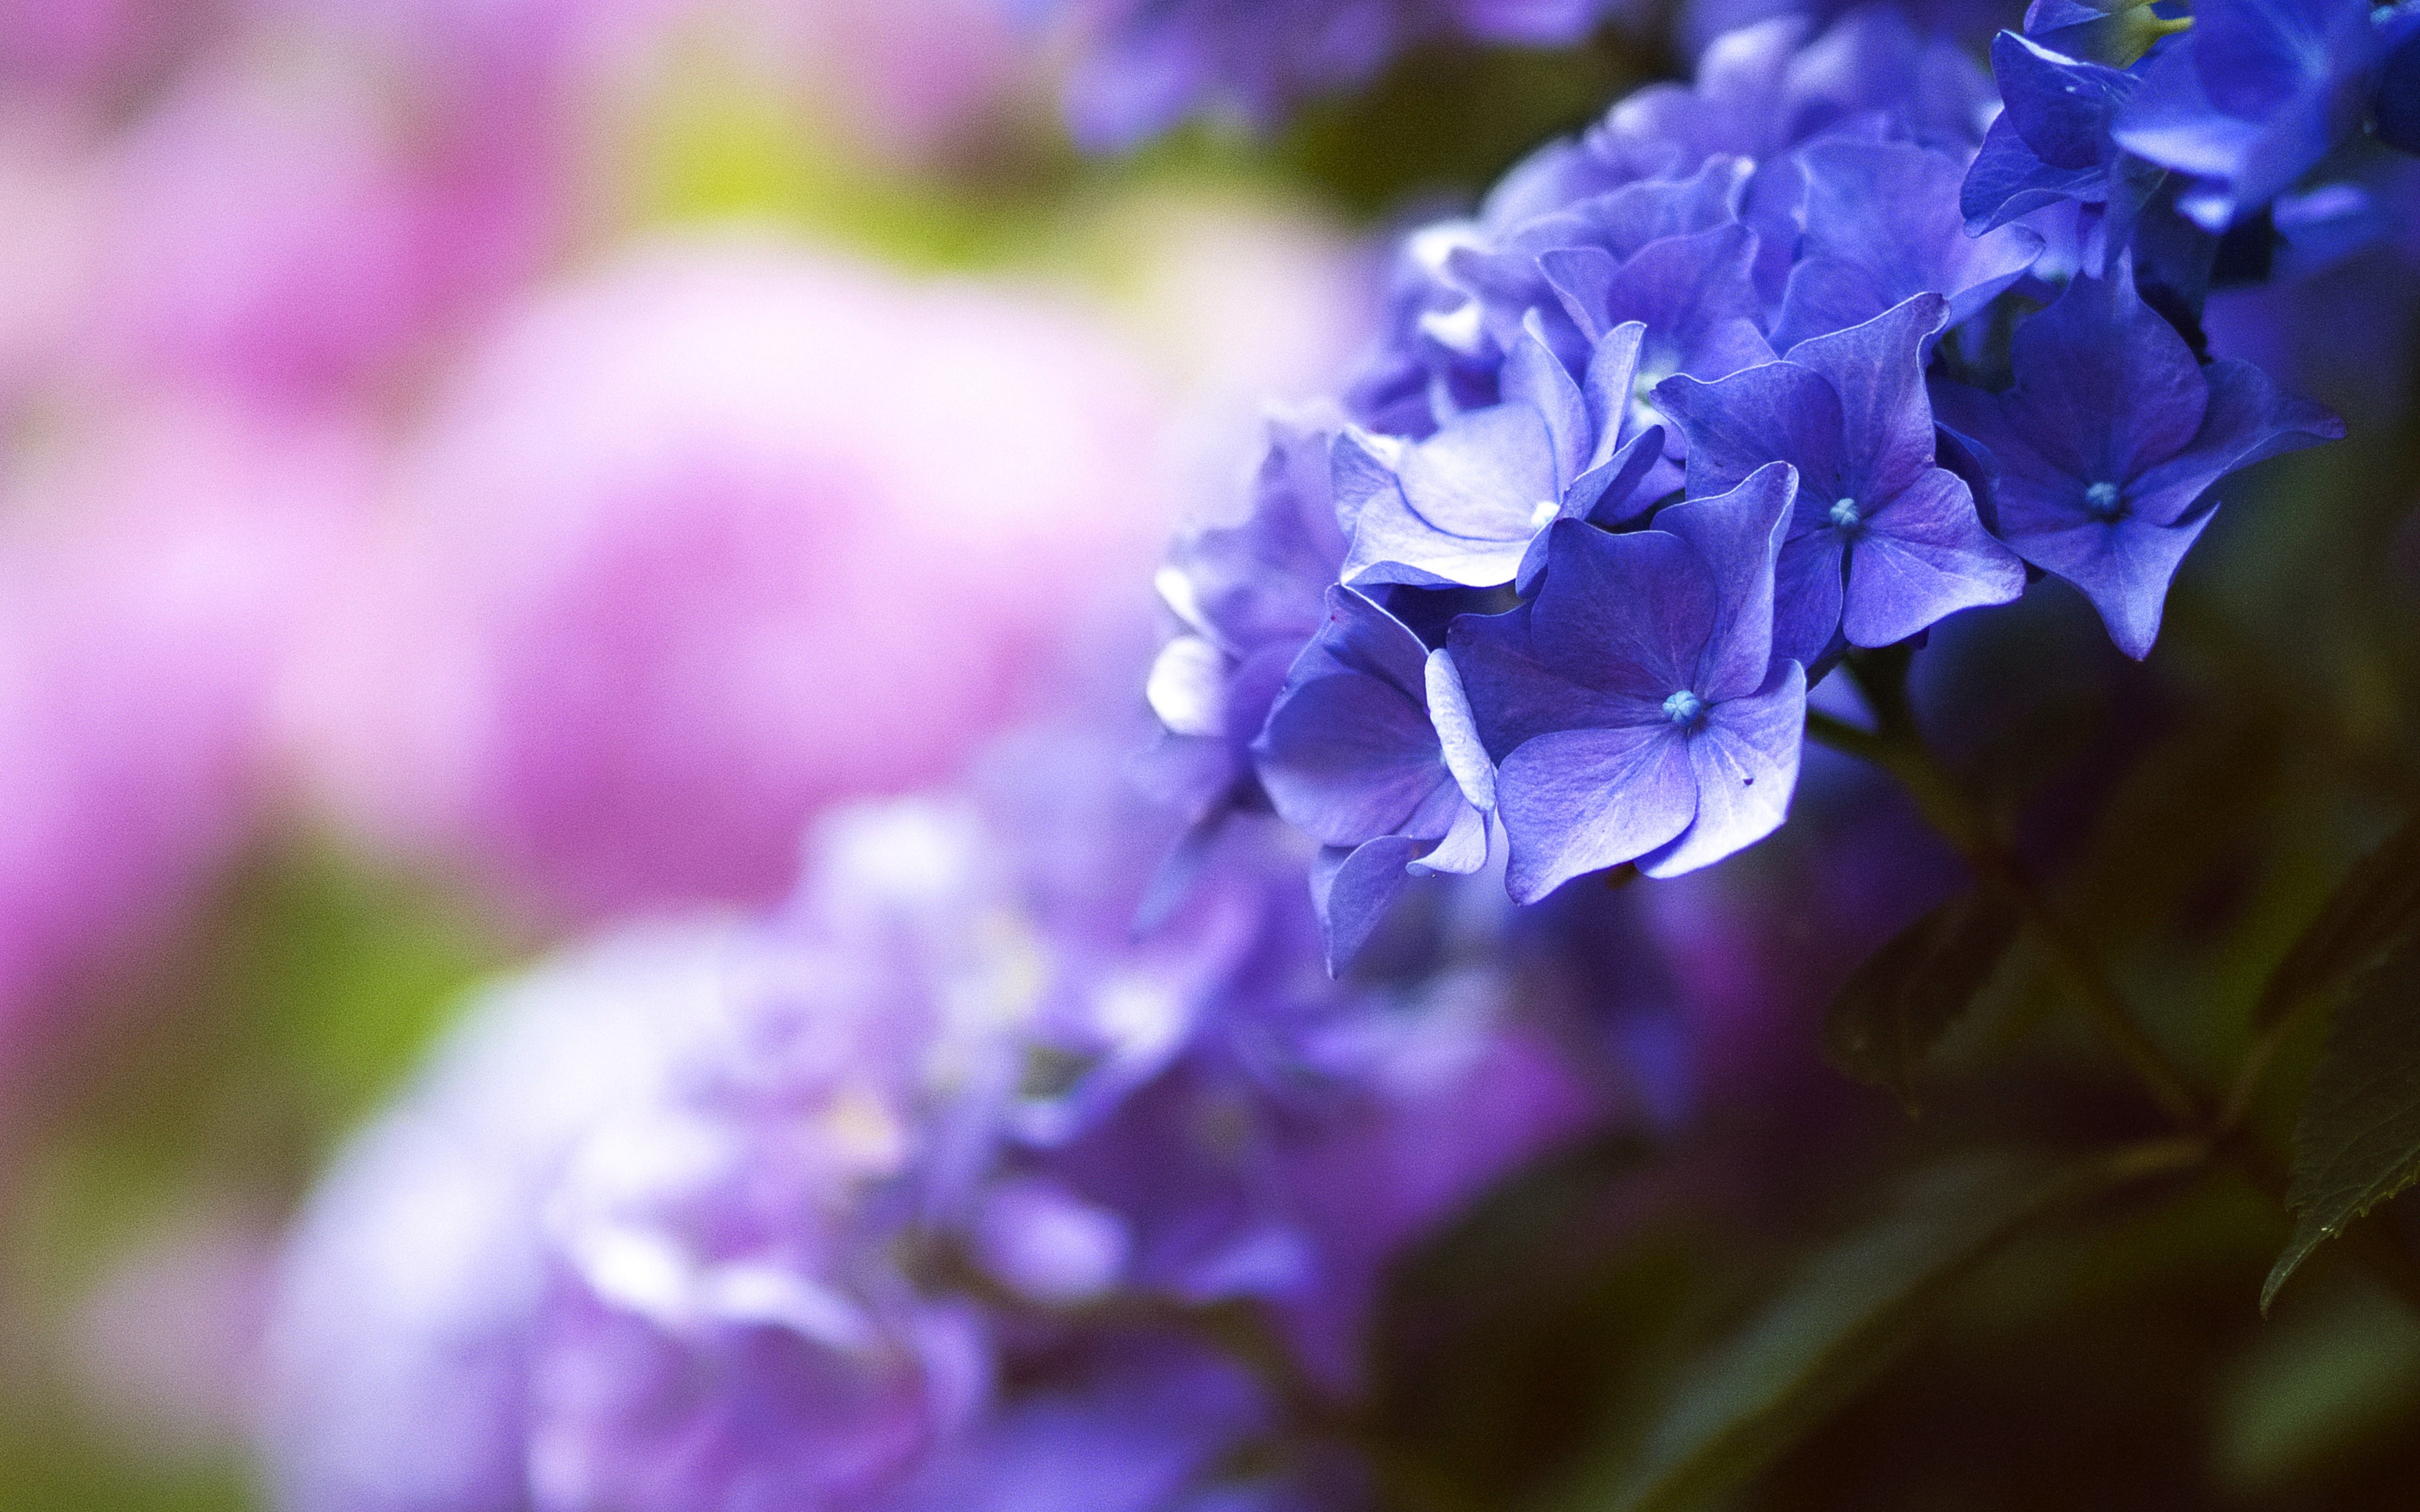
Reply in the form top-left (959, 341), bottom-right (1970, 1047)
top-left (1773, 139), bottom-right (2047, 350)
top-left (1963, 31), bottom-right (2147, 233)
top-left (1339, 318), bottom-right (1667, 591)
top-left (2111, 0), bottom-right (2386, 229)
top-left (1045, 0), bottom-right (1613, 149)
top-left (1931, 265), bottom-right (2344, 657)
top-left (1654, 293), bottom-right (2026, 670)
top-left (1252, 587), bottom-right (1498, 967)
top-left (1449, 462), bottom-right (1807, 902)
top-left (1347, 8), bottom-right (1998, 435)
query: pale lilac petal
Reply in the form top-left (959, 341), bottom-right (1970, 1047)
top-left (1653, 461), bottom-right (1796, 702)
top-left (1498, 725), bottom-right (1697, 903)
top-left (1843, 469), bottom-right (2027, 647)
top-left (1424, 649), bottom-right (1496, 812)
top-left (1407, 801), bottom-right (1489, 878)
top-left (1636, 660), bottom-right (1806, 879)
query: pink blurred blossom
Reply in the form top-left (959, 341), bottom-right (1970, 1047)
top-left (292, 235), bottom-right (1176, 924)
top-left (93, 47), bottom-right (554, 411)
top-left (0, 404), bottom-right (361, 1090)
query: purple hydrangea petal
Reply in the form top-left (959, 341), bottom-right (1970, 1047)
top-left (1497, 723), bottom-right (1697, 903)
top-left (1656, 361), bottom-right (1849, 502)
top-left (1501, 316), bottom-right (1593, 487)
top-left (1635, 658), bottom-right (1807, 880)
top-left (1774, 141), bottom-right (2045, 350)
top-left (1653, 461), bottom-right (1797, 703)
top-left (1526, 519), bottom-right (1713, 700)
top-left (1997, 267), bottom-right (2209, 484)
top-left (1843, 467), bottom-right (2027, 647)
top-left (2024, 500), bottom-right (2222, 658)
top-left (1254, 590), bottom-right (1445, 848)
top-left (1311, 836), bottom-right (1420, 976)
top-left (1781, 292), bottom-right (1951, 502)
top-left (2123, 356), bottom-right (2346, 526)
top-left (1773, 528), bottom-right (1849, 670)
top-left (1579, 320), bottom-right (1650, 469)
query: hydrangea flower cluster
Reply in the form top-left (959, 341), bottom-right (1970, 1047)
top-left (1026, 0), bottom-right (1619, 148)
top-left (265, 714), bottom-right (1615, 1511)
top-left (1149, 3), bottom-right (2378, 963)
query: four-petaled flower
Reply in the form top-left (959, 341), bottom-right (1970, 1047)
top-left (1449, 462), bottom-right (1807, 903)
top-left (1656, 293), bottom-right (2027, 671)
top-left (1930, 266), bottom-right (2343, 658)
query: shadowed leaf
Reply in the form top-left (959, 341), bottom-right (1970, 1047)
top-left (2257, 817), bottom-right (2420, 1029)
top-left (2264, 938), bottom-right (2420, 1312)
top-left (1823, 887), bottom-right (2022, 1111)
top-left (1539, 1140), bottom-right (2203, 1512)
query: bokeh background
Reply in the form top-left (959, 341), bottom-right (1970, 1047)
top-left (0, 3), bottom-right (1649, 1504)
top-left (6, 2), bottom-right (2420, 1509)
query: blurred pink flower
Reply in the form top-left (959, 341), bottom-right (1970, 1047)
top-left (93, 46), bottom-right (554, 410)
top-left (292, 235), bottom-right (1175, 924)
top-left (0, 0), bottom-right (209, 105)
top-left (0, 404), bottom-right (360, 1089)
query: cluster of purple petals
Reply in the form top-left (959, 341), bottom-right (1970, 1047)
top-left (1147, 5), bottom-right (2353, 965)
top-left (1029, 0), bottom-right (1619, 148)
top-left (263, 713), bottom-right (1613, 1511)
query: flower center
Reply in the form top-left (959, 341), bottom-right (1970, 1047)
top-left (1662, 688), bottom-right (1705, 726)
top-left (1529, 500), bottom-right (1561, 531)
top-left (1829, 497), bottom-right (1861, 530)
top-left (2084, 480), bottom-right (2124, 521)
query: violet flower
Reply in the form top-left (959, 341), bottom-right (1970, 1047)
top-left (1931, 265), bottom-right (2343, 657)
top-left (1449, 462), bottom-right (1807, 902)
top-left (1654, 292), bottom-right (2025, 670)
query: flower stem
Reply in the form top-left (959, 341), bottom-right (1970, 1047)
top-left (1810, 658), bottom-right (2420, 1314)
top-left (1812, 657), bottom-right (2207, 1126)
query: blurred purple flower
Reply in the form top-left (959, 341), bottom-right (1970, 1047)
top-left (1042, 0), bottom-right (1615, 149)
top-left (96, 48), bottom-right (548, 410)
top-left (1254, 588), bottom-right (1496, 967)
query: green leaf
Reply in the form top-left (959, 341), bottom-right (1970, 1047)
top-left (1823, 887), bottom-right (2021, 1111)
top-left (2256, 816), bottom-right (2420, 1029)
top-left (2263, 937), bottom-right (2420, 1312)
top-left (1537, 1140), bottom-right (2203, 1512)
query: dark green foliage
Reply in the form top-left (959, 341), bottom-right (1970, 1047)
top-left (1532, 1143), bottom-right (2201, 1512)
top-left (2255, 817), bottom-right (2420, 1029)
top-left (2266, 938), bottom-right (2420, 1311)
top-left (1824, 888), bottom-right (2023, 1111)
